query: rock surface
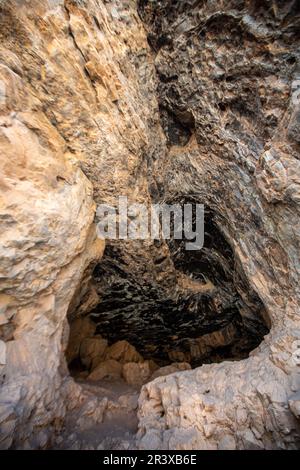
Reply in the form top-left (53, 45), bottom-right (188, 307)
top-left (88, 359), bottom-right (122, 382)
top-left (0, 0), bottom-right (300, 451)
top-left (105, 340), bottom-right (143, 364)
top-left (80, 336), bottom-right (108, 370)
top-left (66, 317), bottom-right (97, 365)
top-left (0, 0), bottom-right (155, 448)
top-left (122, 362), bottom-right (152, 387)
top-left (150, 362), bottom-right (191, 380)
top-left (136, 0), bottom-right (300, 449)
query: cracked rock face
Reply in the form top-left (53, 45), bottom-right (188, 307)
top-left (0, 0), bottom-right (300, 450)
top-left (136, 0), bottom-right (300, 449)
top-left (0, 0), bottom-right (156, 449)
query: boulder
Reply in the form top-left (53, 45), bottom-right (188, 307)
top-left (105, 340), bottom-right (143, 364)
top-left (147, 360), bottom-right (160, 373)
top-left (80, 336), bottom-right (108, 370)
top-left (122, 361), bottom-right (152, 387)
top-left (150, 362), bottom-right (191, 380)
top-left (0, 340), bottom-right (6, 366)
top-left (88, 359), bottom-right (122, 381)
top-left (289, 391), bottom-right (300, 419)
top-left (65, 317), bottom-right (96, 364)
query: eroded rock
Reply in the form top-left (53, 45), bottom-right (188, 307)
top-left (66, 318), bottom-right (97, 365)
top-left (122, 361), bottom-right (152, 387)
top-left (88, 360), bottom-right (122, 382)
top-left (0, 0), bottom-right (300, 452)
top-left (150, 362), bottom-right (191, 381)
top-left (80, 337), bottom-right (108, 370)
top-left (105, 340), bottom-right (143, 364)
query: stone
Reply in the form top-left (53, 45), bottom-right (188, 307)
top-left (105, 340), bottom-right (143, 364)
top-left (188, 324), bottom-right (237, 361)
top-left (118, 393), bottom-right (139, 411)
top-left (0, 340), bottom-right (6, 365)
top-left (122, 361), bottom-right (152, 387)
top-left (289, 392), bottom-right (300, 420)
top-left (0, 0), bottom-right (300, 452)
top-left (150, 363), bottom-right (191, 381)
top-left (148, 360), bottom-right (160, 374)
top-left (77, 397), bottom-right (108, 428)
top-left (80, 337), bottom-right (108, 370)
top-left (218, 435), bottom-right (237, 450)
top-left (88, 360), bottom-right (122, 381)
top-left (65, 317), bottom-right (97, 365)
top-left (135, 0), bottom-right (300, 450)
top-left (287, 109), bottom-right (300, 144)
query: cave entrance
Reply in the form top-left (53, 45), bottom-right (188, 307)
top-left (65, 204), bottom-right (270, 387)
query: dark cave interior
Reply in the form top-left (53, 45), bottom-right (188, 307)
top-left (67, 204), bottom-right (269, 374)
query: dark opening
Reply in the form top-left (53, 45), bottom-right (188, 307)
top-left (65, 203), bottom-right (269, 380)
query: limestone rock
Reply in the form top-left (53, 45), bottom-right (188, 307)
top-left (122, 361), bottom-right (152, 387)
top-left (188, 324), bottom-right (238, 361)
top-left (147, 360), bottom-right (160, 374)
top-left (0, 340), bottom-right (6, 366)
top-left (88, 360), bottom-right (122, 382)
top-left (105, 341), bottom-right (143, 364)
top-left (289, 392), bottom-right (300, 420)
top-left (118, 393), bottom-right (139, 412)
top-left (1, 0), bottom-right (300, 452)
top-left (136, 0), bottom-right (300, 450)
top-left (150, 363), bottom-right (191, 381)
top-left (66, 317), bottom-right (96, 365)
top-left (0, 8), bottom-right (105, 443)
top-left (0, 0), bottom-right (160, 447)
top-left (138, 357), bottom-right (300, 450)
top-left (80, 337), bottom-right (108, 370)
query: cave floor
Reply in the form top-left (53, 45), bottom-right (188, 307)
top-left (54, 378), bottom-right (139, 450)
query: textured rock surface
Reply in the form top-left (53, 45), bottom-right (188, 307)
top-left (0, 41), bottom-right (105, 447)
top-left (105, 340), bottom-right (143, 364)
top-left (136, 0), bottom-right (300, 449)
top-left (122, 361), bottom-right (152, 387)
top-left (0, 0), bottom-right (300, 451)
top-left (80, 336), bottom-right (108, 370)
top-left (0, 0), bottom-right (157, 449)
top-left (54, 379), bottom-right (139, 450)
top-left (150, 362), bottom-right (191, 380)
top-left (66, 317), bottom-right (97, 365)
top-left (88, 359), bottom-right (122, 381)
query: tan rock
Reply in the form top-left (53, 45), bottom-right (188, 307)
top-left (88, 359), bottom-right (122, 381)
top-left (105, 340), bottom-right (143, 364)
top-left (65, 317), bottom-right (96, 364)
top-left (289, 392), bottom-right (300, 420)
top-left (188, 323), bottom-right (237, 361)
top-left (148, 360), bottom-right (160, 374)
top-left (0, 0), bottom-right (300, 452)
top-left (122, 361), bottom-right (152, 387)
top-left (150, 362), bottom-right (191, 381)
top-left (168, 350), bottom-right (189, 363)
top-left (0, 0), bottom-right (157, 449)
top-left (80, 336), bottom-right (108, 370)
top-left (0, 340), bottom-right (6, 366)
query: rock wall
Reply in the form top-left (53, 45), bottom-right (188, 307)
top-left (0, 0), bottom-right (163, 449)
top-left (0, 0), bottom-right (300, 450)
top-left (137, 0), bottom-right (300, 449)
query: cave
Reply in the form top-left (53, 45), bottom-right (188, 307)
top-left (66, 203), bottom-right (269, 382)
top-left (1, 0), bottom-right (300, 454)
